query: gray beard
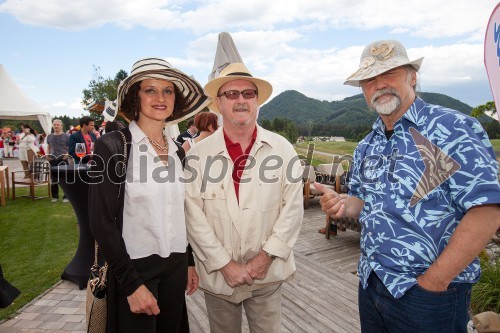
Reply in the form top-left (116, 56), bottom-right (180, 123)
top-left (370, 88), bottom-right (401, 115)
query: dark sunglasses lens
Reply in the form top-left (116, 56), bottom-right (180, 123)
top-left (225, 90), bottom-right (240, 99)
top-left (241, 90), bottom-right (257, 99)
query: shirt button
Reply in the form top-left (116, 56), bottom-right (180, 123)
top-left (368, 232), bottom-right (372, 236)
top-left (212, 193), bottom-right (216, 198)
top-left (370, 256), bottom-right (374, 260)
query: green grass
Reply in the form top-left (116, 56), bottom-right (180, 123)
top-left (296, 141), bottom-right (358, 156)
top-left (296, 141), bottom-right (357, 167)
top-left (297, 139), bottom-right (500, 165)
top-left (0, 186), bottom-right (78, 321)
top-left (471, 257), bottom-right (500, 315)
top-left (491, 139), bottom-right (500, 155)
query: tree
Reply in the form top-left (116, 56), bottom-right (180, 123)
top-left (471, 101), bottom-right (497, 119)
top-left (264, 117), bottom-right (298, 144)
top-left (82, 66), bottom-right (128, 122)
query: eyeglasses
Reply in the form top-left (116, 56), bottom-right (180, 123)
top-left (217, 89), bottom-right (258, 100)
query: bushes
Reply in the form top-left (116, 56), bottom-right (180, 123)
top-left (471, 256), bottom-right (500, 315)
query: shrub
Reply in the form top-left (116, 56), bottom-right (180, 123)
top-left (470, 257), bottom-right (500, 315)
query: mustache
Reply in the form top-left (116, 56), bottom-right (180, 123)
top-left (233, 103), bottom-right (249, 111)
top-left (371, 88), bottom-right (400, 104)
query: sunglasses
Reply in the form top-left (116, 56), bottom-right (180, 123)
top-left (217, 89), bottom-right (258, 100)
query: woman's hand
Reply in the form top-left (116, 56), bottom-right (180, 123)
top-left (186, 266), bottom-right (199, 296)
top-left (127, 284), bottom-right (160, 315)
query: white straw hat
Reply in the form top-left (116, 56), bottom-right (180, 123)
top-left (204, 62), bottom-right (272, 113)
top-left (344, 40), bottom-right (424, 87)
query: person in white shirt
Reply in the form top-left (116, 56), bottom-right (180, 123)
top-left (17, 124), bottom-right (38, 178)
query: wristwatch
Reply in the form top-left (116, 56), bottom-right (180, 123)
top-left (264, 251), bottom-right (277, 260)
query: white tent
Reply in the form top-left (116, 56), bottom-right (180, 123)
top-left (0, 64), bottom-right (52, 134)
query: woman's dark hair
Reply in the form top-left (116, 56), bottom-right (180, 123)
top-left (120, 81), bottom-right (189, 122)
top-left (194, 112), bottom-right (219, 132)
top-left (23, 124), bottom-right (36, 135)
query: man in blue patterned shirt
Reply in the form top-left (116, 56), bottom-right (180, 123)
top-left (315, 40), bottom-right (500, 333)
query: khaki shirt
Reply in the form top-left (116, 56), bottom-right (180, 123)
top-left (185, 126), bottom-right (304, 302)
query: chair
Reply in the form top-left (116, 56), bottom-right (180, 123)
top-left (302, 165), bottom-right (334, 209)
top-left (317, 163), bottom-right (357, 239)
top-left (316, 163), bottom-right (344, 193)
top-left (11, 158), bottom-right (51, 200)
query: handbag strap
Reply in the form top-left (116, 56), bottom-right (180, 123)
top-left (92, 130), bottom-right (129, 286)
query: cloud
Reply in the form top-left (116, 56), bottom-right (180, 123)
top-left (2, 0), bottom-right (494, 114)
top-left (0, 0), bottom-right (495, 39)
top-left (51, 101), bottom-right (67, 108)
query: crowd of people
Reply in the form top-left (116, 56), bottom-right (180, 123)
top-left (1, 38), bottom-right (499, 333)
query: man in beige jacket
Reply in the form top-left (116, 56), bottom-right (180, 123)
top-left (184, 62), bottom-right (304, 333)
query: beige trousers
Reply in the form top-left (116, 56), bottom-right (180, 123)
top-left (204, 284), bottom-right (282, 333)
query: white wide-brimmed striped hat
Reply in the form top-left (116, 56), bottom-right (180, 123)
top-left (117, 57), bottom-right (210, 123)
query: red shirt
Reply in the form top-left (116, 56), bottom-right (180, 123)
top-left (223, 127), bottom-right (257, 202)
top-left (83, 133), bottom-right (92, 155)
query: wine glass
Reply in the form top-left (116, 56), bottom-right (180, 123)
top-left (75, 143), bottom-right (86, 167)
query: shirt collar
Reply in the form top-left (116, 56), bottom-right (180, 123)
top-left (129, 121), bottom-right (178, 155)
top-left (222, 126), bottom-right (257, 147)
top-left (129, 121), bottom-right (147, 144)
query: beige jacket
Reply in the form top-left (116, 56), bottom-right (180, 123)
top-left (185, 126), bottom-right (304, 300)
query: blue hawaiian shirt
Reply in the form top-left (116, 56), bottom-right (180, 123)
top-left (349, 97), bottom-right (500, 298)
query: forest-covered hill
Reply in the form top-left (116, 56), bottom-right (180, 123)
top-left (259, 90), bottom-right (476, 126)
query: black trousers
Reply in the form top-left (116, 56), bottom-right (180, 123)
top-left (49, 159), bottom-right (67, 199)
top-left (115, 253), bottom-right (189, 333)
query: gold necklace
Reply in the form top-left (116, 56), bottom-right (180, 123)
top-left (147, 134), bottom-right (169, 152)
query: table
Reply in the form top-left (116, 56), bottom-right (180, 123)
top-left (0, 165), bottom-right (9, 207)
top-left (51, 164), bottom-right (95, 289)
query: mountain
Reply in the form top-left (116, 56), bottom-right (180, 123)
top-left (259, 90), bottom-right (479, 126)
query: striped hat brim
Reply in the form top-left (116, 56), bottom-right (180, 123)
top-left (117, 57), bottom-right (210, 124)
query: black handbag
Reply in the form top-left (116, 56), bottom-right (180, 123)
top-left (85, 243), bottom-right (108, 333)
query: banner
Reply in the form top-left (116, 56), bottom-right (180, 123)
top-left (102, 99), bottom-right (117, 122)
top-left (484, 3), bottom-right (500, 122)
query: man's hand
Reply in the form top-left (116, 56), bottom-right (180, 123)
top-left (220, 260), bottom-right (253, 288)
top-left (186, 266), bottom-right (199, 296)
top-left (246, 251), bottom-right (273, 280)
top-left (314, 183), bottom-right (346, 218)
top-left (127, 284), bottom-right (160, 315)
top-left (416, 273), bottom-right (449, 292)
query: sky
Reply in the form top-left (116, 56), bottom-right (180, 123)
top-left (0, 0), bottom-right (498, 118)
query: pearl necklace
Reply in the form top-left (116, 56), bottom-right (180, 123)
top-left (147, 134), bottom-right (169, 153)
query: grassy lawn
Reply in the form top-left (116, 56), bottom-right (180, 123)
top-left (0, 186), bottom-right (78, 321)
top-left (491, 139), bottom-right (500, 154)
top-left (297, 139), bottom-right (500, 165)
top-left (295, 141), bottom-right (358, 166)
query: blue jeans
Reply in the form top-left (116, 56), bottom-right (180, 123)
top-left (358, 272), bottom-right (472, 333)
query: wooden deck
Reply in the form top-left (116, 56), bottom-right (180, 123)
top-left (186, 198), bottom-right (361, 333)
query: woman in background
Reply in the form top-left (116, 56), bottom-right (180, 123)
top-left (181, 111), bottom-right (218, 153)
top-left (18, 124), bottom-right (37, 178)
